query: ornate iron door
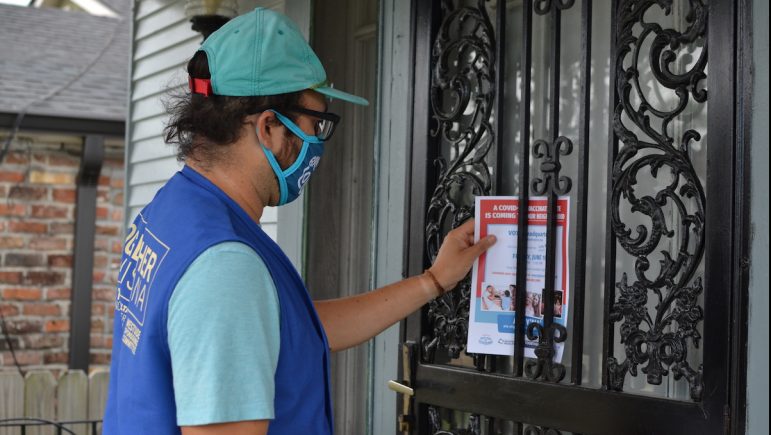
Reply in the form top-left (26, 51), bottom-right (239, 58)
top-left (402, 0), bottom-right (749, 434)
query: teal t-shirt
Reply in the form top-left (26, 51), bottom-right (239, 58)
top-left (167, 241), bottom-right (281, 426)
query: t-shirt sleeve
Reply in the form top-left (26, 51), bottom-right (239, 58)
top-left (167, 241), bottom-right (281, 426)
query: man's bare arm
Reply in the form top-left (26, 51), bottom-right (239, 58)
top-left (314, 219), bottom-right (495, 352)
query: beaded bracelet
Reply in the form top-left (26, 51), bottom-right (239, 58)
top-left (424, 269), bottom-right (445, 298)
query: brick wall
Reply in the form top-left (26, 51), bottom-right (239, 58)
top-left (0, 136), bottom-right (124, 374)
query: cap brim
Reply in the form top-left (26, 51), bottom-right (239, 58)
top-left (314, 86), bottom-right (369, 106)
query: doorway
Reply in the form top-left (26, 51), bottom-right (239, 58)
top-left (401, 0), bottom-right (748, 433)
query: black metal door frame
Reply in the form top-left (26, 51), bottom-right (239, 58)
top-left (402, 0), bottom-right (751, 433)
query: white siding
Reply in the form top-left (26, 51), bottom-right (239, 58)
top-left (126, 0), bottom-right (285, 239)
top-left (125, 0), bottom-right (187, 226)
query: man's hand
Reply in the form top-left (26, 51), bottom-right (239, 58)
top-left (429, 219), bottom-right (496, 292)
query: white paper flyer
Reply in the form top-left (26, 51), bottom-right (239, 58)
top-left (466, 196), bottom-right (570, 360)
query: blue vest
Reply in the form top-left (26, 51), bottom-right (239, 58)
top-left (103, 166), bottom-right (333, 434)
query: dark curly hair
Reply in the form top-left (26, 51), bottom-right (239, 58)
top-left (164, 50), bottom-right (303, 164)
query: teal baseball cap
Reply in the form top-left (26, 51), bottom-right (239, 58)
top-left (197, 7), bottom-right (368, 106)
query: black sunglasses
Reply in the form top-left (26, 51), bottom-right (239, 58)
top-left (286, 106), bottom-right (341, 141)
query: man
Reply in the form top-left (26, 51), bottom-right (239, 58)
top-left (501, 289), bottom-right (513, 312)
top-left (103, 8), bottom-right (495, 435)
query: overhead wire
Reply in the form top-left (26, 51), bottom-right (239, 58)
top-left (0, 10), bottom-right (125, 164)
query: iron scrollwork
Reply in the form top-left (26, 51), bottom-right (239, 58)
top-left (523, 426), bottom-right (564, 435)
top-left (533, 0), bottom-right (575, 16)
top-left (524, 137), bottom-right (573, 383)
top-left (531, 137), bottom-right (574, 196)
top-left (607, 0), bottom-right (707, 401)
top-left (524, 0), bottom-right (578, 381)
top-left (428, 407), bottom-right (481, 435)
top-left (525, 322), bottom-right (568, 382)
top-left (422, 0), bottom-right (496, 362)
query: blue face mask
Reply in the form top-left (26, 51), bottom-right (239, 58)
top-left (260, 110), bottom-right (325, 206)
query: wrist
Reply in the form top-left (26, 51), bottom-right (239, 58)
top-left (429, 266), bottom-right (458, 292)
top-left (423, 269), bottom-right (445, 299)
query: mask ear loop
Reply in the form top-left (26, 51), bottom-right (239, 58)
top-left (259, 143), bottom-right (289, 205)
top-left (271, 110), bottom-right (324, 144)
top-left (268, 110), bottom-right (317, 177)
top-left (256, 114), bottom-right (290, 205)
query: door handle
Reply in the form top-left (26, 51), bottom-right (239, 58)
top-left (387, 379), bottom-right (414, 396)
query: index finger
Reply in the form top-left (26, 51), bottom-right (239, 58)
top-left (455, 219), bottom-right (475, 235)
